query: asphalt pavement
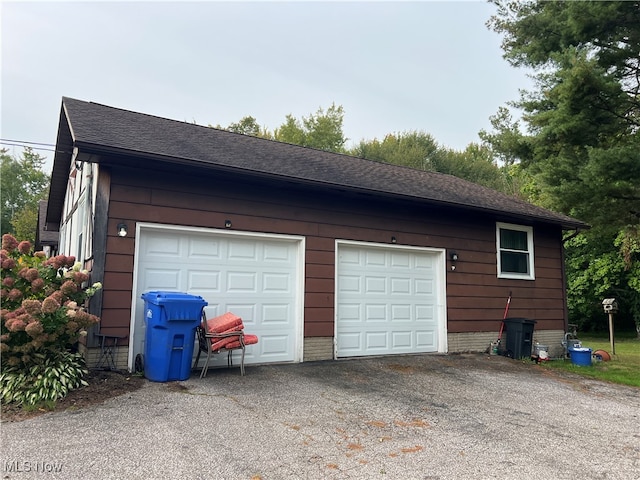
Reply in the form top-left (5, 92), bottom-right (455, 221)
top-left (1, 353), bottom-right (639, 480)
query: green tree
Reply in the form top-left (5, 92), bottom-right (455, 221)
top-left (220, 104), bottom-right (347, 153)
top-left (350, 131), bottom-right (507, 191)
top-left (350, 131), bottom-right (441, 170)
top-left (485, 0), bottom-right (640, 334)
top-left (1, 148), bottom-right (50, 237)
top-left (11, 205), bottom-right (39, 245)
top-left (274, 103), bottom-right (347, 152)
top-left (485, 0), bottom-right (640, 227)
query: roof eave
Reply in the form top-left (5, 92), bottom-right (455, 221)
top-left (66, 141), bottom-right (589, 231)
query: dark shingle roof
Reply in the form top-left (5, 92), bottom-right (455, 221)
top-left (49, 97), bottom-right (587, 229)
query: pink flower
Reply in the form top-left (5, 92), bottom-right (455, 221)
top-left (22, 299), bottom-right (42, 316)
top-left (65, 321), bottom-right (79, 332)
top-left (73, 271), bottom-right (89, 284)
top-left (0, 343), bottom-right (8, 353)
top-left (2, 276), bottom-right (15, 287)
top-left (34, 251), bottom-right (46, 258)
top-left (31, 278), bottom-right (44, 292)
top-left (25, 321), bottom-right (44, 338)
top-left (2, 234), bottom-right (18, 251)
top-left (42, 296), bottom-right (61, 314)
top-left (2, 258), bottom-right (16, 269)
top-left (7, 319), bottom-right (26, 332)
top-left (24, 268), bottom-right (39, 281)
top-left (8, 288), bottom-right (22, 301)
top-left (18, 241), bottom-right (31, 254)
top-left (60, 280), bottom-right (78, 296)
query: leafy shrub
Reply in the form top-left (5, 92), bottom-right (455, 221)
top-left (0, 351), bottom-right (88, 406)
top-left (0, 234), bottom-right (101, 406)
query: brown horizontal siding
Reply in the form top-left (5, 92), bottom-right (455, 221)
top-left (100, 309), bottom-right (132, 328)
top-left (102, 272), bottom-right (134, 290)
top-left (98, 165), bottom-right (567, 342)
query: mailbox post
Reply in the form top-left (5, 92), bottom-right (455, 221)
top-left (602, 298), bottom-right (618, 355)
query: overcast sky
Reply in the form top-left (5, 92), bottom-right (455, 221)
top-left (1, 1), bottom-right (532, 172)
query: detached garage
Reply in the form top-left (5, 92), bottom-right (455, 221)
top-left (45, 98), bottom-right (587, 372)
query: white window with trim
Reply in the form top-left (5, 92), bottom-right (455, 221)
top-left (496, 222), bottom-right (535, 280)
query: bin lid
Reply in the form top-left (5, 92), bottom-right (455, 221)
top-left (141, 290), bottom-right (208, 305)
top-left (569, 347), bottom-right (592, 353)
top-left (504, 317), bottom-right (537, 324)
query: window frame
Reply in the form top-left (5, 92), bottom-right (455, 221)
top-left (496, 222), bottom-right (535, 280)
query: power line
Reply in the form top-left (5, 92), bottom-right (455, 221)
top-left (0, 138), bottom-right (56, 147)
top-left (0, 139), bottom-right (58, 153)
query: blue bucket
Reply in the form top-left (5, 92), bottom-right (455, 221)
top-left (569, 347), bottom-right (592, 366)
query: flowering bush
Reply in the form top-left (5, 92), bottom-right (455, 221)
top-left (0, 234), bottom-right (102, 405)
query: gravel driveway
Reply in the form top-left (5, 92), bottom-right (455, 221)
top-left (1, 354), bottom-right (639, 479)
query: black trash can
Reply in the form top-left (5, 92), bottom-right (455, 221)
top-left (503, 318), bottom-right (536, 359)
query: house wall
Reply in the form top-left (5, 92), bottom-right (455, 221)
top-left (95, 163), bottom-right (566, 357)
top-left (58, 162), bottom-right (98, 265)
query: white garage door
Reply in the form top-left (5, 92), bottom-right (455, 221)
top-left (336, 241), bottom-right (446, 357)
top-left (129, 225), bottom-right (304, 370)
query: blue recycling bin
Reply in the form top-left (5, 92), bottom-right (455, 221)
top-left (141, 291), bottom-right (208, 382)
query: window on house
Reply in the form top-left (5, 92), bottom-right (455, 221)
top-left (496, 223), bottom-right (535, 280)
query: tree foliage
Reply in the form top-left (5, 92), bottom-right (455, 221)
top-left (485, 0), bottom-right (640, 333)
top-left (485, 0), bottom-right (640, 228)
top-left (350, 131), bottom-right (508, 191)
top-left (273, 103), bottom-right (347, 152)
top-left (1, 148), bottom-right (50, 238)
top-left (220, 104), bottom-right (347, 153)
top-left (11, 205), bottom-right (39, 245)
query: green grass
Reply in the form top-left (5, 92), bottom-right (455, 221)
top-left (542, 334), bottom-right (640, 388)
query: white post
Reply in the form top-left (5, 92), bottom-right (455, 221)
top-left (608, 312), bottom-right (615, 355)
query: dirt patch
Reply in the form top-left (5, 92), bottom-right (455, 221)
top-left (1, 369), bottom-right (145, 423)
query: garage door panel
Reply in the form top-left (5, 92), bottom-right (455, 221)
top-left (365, 250), bottom-right (385, 266)
top-left (365, 304), bottom-right (386, 321)
top-left (365, 276), bottom-right (386, 293)
top-left (391, 331), bottom-right (412, 348)
top-left (415, 279), bottom-right (433, 295)
top-left (188, 238), bottom-right (221, 259)
top-left (390, 253), bottom-right (410, 268)
top-left (226, 272), bottom-right (258, 292)
top-left (187, 271), bottom-right (220, 290)
top-left (263, 273), bottom-right (291, 292)
top-left (264, 243), bottom-right (292, 262)
top-left (262, 304), bottom-right (290, 324)
top-left (337, 243), bottom-right (444, 357)
top-left (145, 236), bottom-right (180, 256)
top-left (259, 335), bottom-right (292, 358)
top-left (416, 331), bottom-right (436, 348)
top-left (144, 269), bottom-right (181, 290)
top-left (228, 241), bottom-right (258, 260)
top-left (366, 332), bottom-right (388, 350)
top-left (416, 304), bottom-right (436, 322)
top-left (391, 304), bottom-right (411, 321)
top-left (391, 278), bottom-right (411, 294)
